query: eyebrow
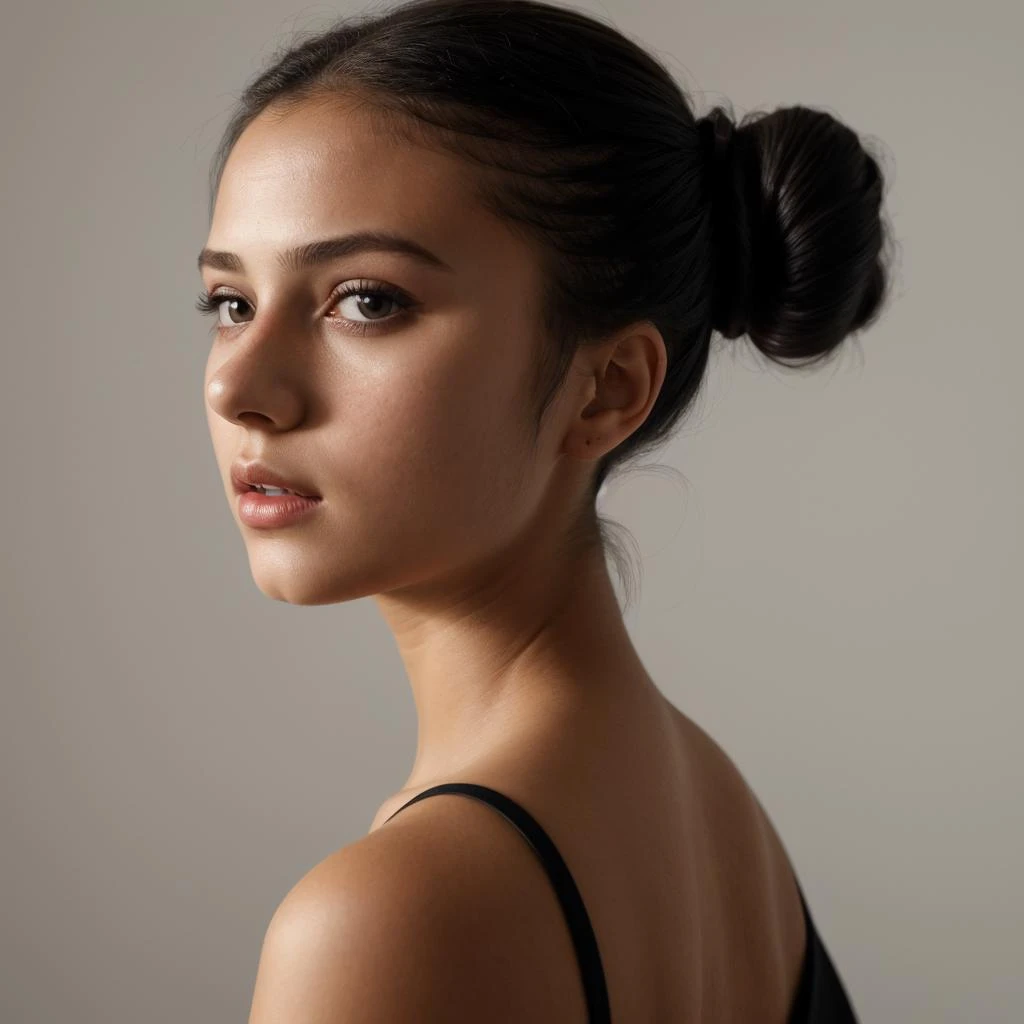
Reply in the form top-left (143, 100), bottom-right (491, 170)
top-left (196, 230), bottom-right (455, 275)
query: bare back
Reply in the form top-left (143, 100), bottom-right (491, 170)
top-left (367, 699), bottom-right (808, 1023)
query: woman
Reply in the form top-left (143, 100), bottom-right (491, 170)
top-left (197, 1), bottom-right (892, 1020)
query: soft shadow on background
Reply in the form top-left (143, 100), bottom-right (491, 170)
top-left (2, 2), bottom-right (1021, 1021)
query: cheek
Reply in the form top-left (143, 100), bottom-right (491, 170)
top-left (387, 374), bottom-right (522, 505)
top-left (349, 334), bottom-right (535, 537)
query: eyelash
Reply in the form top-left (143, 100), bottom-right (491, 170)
top-left (194, 279), bottom-right (416, 337)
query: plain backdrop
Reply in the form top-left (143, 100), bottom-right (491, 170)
top-left (2, 1), bottom-right (1021, 1021)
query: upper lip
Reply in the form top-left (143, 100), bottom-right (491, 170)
top-left (231, 460), bottom-right (321, 498)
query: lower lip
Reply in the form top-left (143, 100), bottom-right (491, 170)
top-left (237, 490), bottom-right (323, 528)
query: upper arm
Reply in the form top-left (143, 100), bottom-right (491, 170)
top-left (246, 831), bottom-right (571, 1024)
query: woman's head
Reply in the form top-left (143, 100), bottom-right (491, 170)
top-left (200, 0), bottom-right (892, 607)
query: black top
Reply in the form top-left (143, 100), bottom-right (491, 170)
top-left (383, 781), bottom-right (859, 1023)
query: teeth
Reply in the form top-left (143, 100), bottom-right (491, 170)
top-left (254, 485), bottom-right (295, 496)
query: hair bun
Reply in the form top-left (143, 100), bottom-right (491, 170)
top-left (699, 104), bottom-right (892, 364)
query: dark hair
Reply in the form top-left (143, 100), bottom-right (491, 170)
top-left (204, 0), bottom-right (894, 601)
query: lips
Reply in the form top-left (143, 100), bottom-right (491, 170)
top-left (230, 460), bottom-right (321, 499)
top-left (248, 484), bottom-right (308, 497)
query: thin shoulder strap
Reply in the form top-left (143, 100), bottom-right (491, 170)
top-left (384, 781), bottom-right (612, 1024)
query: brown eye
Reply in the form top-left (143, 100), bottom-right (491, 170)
top-left (334, 289), bottom-right (402, 323)
top-left (195, 290), bottom-right (253, 327)
top-left (195, 280), bottom-right (417, 337)
top-left (216, 296), bottom-right (254, 326)
top-left (327, 280), bottom-right (418, 335)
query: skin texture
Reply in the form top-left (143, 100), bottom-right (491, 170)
top-left (202, 95), bottom-right (808, 1023)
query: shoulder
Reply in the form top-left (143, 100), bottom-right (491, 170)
top-left (247, 796), bottom-right (580, 1023)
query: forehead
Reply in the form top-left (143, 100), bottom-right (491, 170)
top-left (209, 96), bottom-right (512, 272)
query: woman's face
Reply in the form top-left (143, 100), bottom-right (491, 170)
top-left (201, 96), bottom-right (584, 605)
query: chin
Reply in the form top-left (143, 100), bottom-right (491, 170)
top-left (247, 561), bottom-right (385, 606)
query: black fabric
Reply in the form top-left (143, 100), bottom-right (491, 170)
top-left (788, 879), bottom-right (860, 1022)
top-left (383, 781), bottom-right (858, 1022)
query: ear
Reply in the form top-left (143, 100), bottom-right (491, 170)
top-left (560, 320), bottom-right (668, 464)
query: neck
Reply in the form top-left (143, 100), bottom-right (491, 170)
top-left (374, 515), bottom-right (667, 791)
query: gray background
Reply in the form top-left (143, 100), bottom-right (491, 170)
top-left (2, 1), bottom-right (1020, 1021)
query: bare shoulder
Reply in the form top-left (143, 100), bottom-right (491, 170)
top-left (248, 796), bottom-right (584, 1024)
top-left (674, 708), bottom-right (809, 992)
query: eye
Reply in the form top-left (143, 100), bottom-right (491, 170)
top-left (328, 280), bottom-right (415, 333)
top-left (194, 280), bottom-right (416, 336)
top-left (194, 290), bottom-right (254, 327)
